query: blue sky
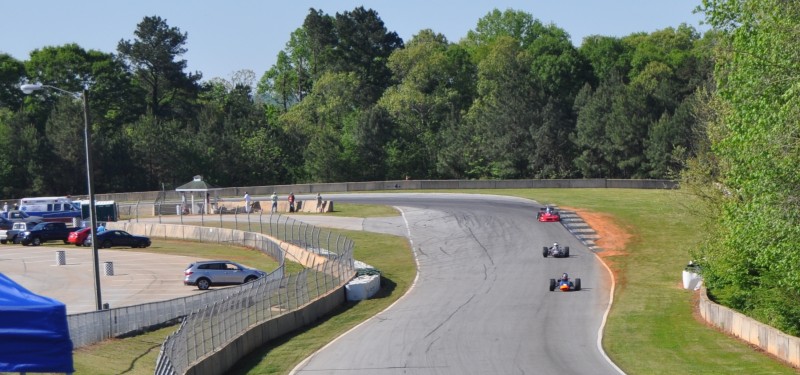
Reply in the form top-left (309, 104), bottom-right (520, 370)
top-left (1, 1), bottom-right (708, 82)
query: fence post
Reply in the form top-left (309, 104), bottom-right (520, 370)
top-left (282, 216), bottom-right (289, 243)
top-left (326, 231), bottom-right (331, 255)
top-left (301, 223), bottom-right (307, 249)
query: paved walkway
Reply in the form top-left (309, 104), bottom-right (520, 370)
top-left (0, 243), bottom-right (208, 314)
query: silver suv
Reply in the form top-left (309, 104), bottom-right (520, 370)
top-left (183, 260), bottom-right (265, 290)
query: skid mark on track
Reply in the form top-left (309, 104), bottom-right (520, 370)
top-left (424, 294), bottom-right (476, 339)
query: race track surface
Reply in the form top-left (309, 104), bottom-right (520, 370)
top-left (292, 193), bottom-right (622, 375)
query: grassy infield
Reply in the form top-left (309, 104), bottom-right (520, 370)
top-left (69, 190), bottom-right (795, 374)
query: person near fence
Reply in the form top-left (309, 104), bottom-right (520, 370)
top-left (271, 192), bottom-right (278, 213)
top-left (288, 192), bottom-right (295, 213)
top-left (2, 201), bottom-right (7, 212)
top-left (316, 193), bottom-right (322, 212)
top-left (244, 192), bottom-right (251, 213)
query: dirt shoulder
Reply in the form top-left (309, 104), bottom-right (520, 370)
top-left (562, 207), bottom-right (631, 283)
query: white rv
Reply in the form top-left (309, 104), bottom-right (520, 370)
top-left (18, 196), bottom-right (81, 222)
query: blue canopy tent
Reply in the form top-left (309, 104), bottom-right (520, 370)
top-left (0, 273), bottom-right (74, 373)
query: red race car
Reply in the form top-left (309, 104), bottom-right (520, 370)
top-left (67, 227), bottom-right (91, 246)
top-left (537, 206), bottom-right (561, 222)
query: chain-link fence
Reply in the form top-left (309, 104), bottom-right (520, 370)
top-left (68, 267), bottom-right (284, 348)
top-left (66, 226), bottom-right (286, 348)
top-left (155, 271), bottom-right (312, 374)
top-left (150, 214), bottom-right (355, 375)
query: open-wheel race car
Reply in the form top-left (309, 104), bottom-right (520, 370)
top-left (537, 206), bottom-right (561, 222)
top-left (543, 242), bottom-right (569, 258)
top-left (550, 273), bottom-right (581, 291)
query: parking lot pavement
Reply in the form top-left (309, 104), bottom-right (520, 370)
top-left (0, 214), bottom-right (395, 315)
top-left (0, 243), bottom-right (207, 314)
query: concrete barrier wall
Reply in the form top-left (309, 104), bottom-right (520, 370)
top-left (186, 287), bottom-right (346, 375)
top-left (109, 222), bottom-right (333, 271)
top-left (698, 288), bottom-right (800, 367)
top-left (83, 179), bottom-right (678, 204)
top-left (606, 179), bottom-right (678, 189)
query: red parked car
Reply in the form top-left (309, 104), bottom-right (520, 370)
top-left (67, 227), bottom-right (91, 246)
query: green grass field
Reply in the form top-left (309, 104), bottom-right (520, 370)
top-left (68, 192), bottom-right (796, 374)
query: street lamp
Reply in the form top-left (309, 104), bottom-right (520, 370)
top-left (20, 83), bottom-right (103, 311)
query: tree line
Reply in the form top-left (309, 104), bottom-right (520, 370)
top-left (0, 7), bottom-right (713, 198)
top-left (685, 0), bottom-right (800, 336)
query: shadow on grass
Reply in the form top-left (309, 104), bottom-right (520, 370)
top-left (225, 277), bottom-right (398, 375)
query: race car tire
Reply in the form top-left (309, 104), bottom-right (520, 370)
top-left (549, 279), bottom-right (556, 291)
top-left (575, 278), bottom-right (581, 291)
top-left (565, 246), bottom-right (570, 257)
top-left (542, 247), bottom-right (548, 257)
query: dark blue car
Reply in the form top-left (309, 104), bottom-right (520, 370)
top-left (84, 229), bottom-right (151, 248)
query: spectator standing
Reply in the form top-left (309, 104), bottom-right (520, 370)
top-left (2, 202), bottom-right (7, 212)
top-left (288, 192), bottom-right (295, 213)
top-left (244, 192), bottom-right (251, 213)
top-left (316, 193), bottom-right (323, 212)
top-left (271, 192), bottom-right (278, 213)
top-left (97, 223), bottom-right (106, 233)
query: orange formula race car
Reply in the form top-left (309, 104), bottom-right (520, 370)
top-left (549, 273), bottom-right (581, 291)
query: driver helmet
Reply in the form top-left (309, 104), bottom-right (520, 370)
top-left (562, 272), bottom-right (568, 280)
top-left (553, 242), bottom-right (558, 248)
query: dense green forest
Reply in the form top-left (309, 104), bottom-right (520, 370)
top-left (686, 0), bottom-right (800, 336)
top-left (0, 7), bottom-right (713, 198)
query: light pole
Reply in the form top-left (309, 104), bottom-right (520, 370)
top-left (21, 83), bottom-right (103, 311)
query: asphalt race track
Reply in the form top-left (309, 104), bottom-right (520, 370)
top-left (292, 193), bottom-right (623, 375)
